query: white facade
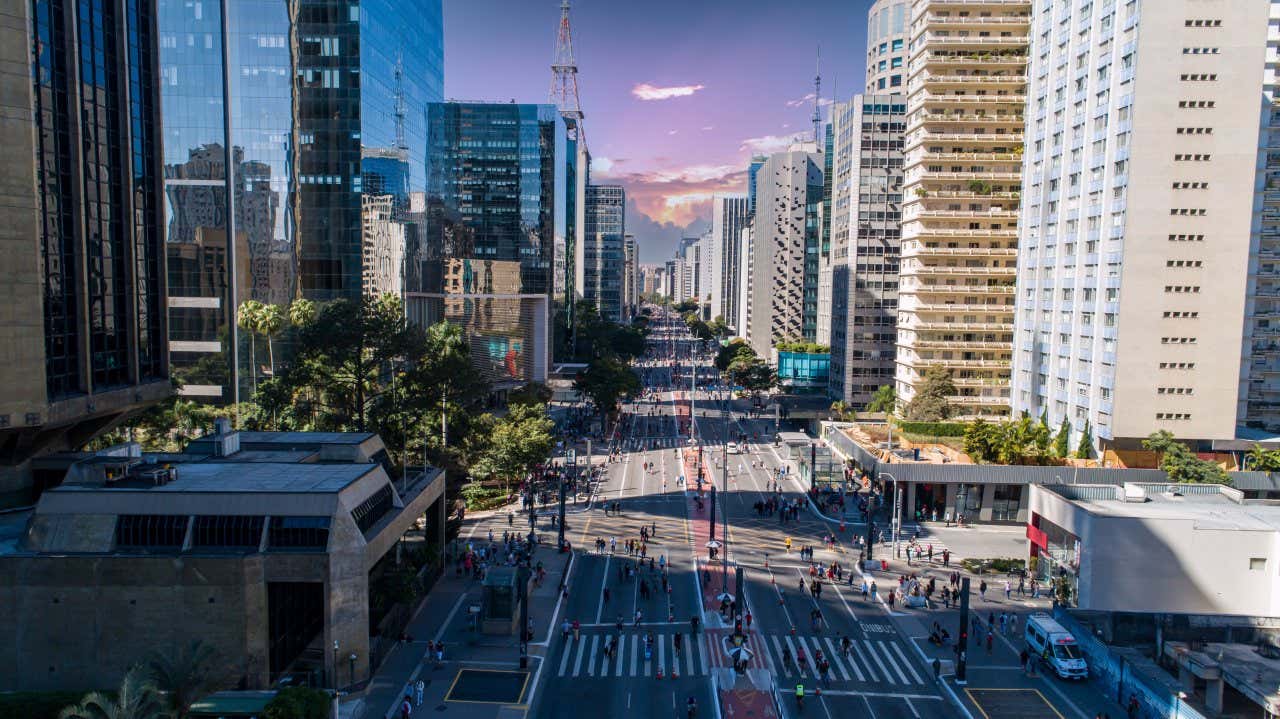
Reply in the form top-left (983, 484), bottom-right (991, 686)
top-left (710, 195), bottom-right (750, 328)
top-left (895, 0), bottom-right (1030, 420)
top-left (1012, 0), bottom-right (1278, 447)
top-left (737, 224), bottom-right (754, 340)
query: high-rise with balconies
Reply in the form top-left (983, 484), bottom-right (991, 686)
top-left (894, 0), bottom-right (1030, 420)
top-left (1014, 0), bottom-right (1280, 448)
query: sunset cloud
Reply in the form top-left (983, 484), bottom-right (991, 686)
top-left (611, 163), bottom-right (746, 225)
top-left (591, 156), bottom-right (621, 175)
top-left (632, 82), bottom-right (706, 101)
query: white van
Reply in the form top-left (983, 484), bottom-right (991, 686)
top-left (1024, 613), bottom-right (1088, 680)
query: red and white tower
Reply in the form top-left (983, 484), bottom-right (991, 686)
top-left (549, 0), bottom-right (585, 139)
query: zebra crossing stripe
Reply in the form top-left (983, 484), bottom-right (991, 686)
top-left (852, 640), bottom-right (880, 682)
top-left (572, 638), bottom-right (587, 677)
top-left (875, 640), bottom-right (910, 684)
top-left (698, 634), bottom-right (709, 675)
top-left (658, 634), bottom-right (665, 672)
top-left (684, 636), bottom-right (694, 676)
top-left (769, 635), bottom-right (788, 675)
top-left (889, 641), bottom-right (923, 684)
top-left (783, 635), bottom-right (807, 677)
top-left (558, 635), bottom-right (574, 675)
top-left (586, 635), bottom-right (599, 677)
top-left (630, 636), bottom-right (639, 675)
top-left (823, 638), bottom-right (851, 681)
top-left (614, 636), bottom-right (626, 677)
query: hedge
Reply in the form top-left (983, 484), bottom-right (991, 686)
top-left (0, 692), bottom-right (88, 719)
top-left (895, 421), bottom-right (967, 437)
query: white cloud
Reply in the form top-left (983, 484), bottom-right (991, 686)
top-left (632, 82), bottom-right (706, 101)
top-left (591, 157), bottom-right (618, 175)
top-left (664, 192), bottom-right (718, 208)
top-left (701, 126), bottom-right (715, 131)
top-left (785, 92), bottom-right (835, 108)
top-left (640, 164), bottom-right (740, 184)
top-left (667, 129), bottom-right (679, 136)
top-left (737, 132), bottom-right (811, 154)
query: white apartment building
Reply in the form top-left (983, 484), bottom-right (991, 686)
top-left (737, 224), bottom-right (754, 340)
top-left (698, 231), bottom-right (715, 319)
top-left (710, 195), bottom-right (750, 328)
top-left (1013, 0), bottom-right (1279, 449)
top-left (745, 147), bottom-right (824, 358)
top-left (895, 0), bottom-right (1031, 420)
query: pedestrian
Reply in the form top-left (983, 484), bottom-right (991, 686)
top-left (985, 630), bottom-right (993, 654)
top-left (435, 643), bottom-right (444, 665)
top-left (1019, 648), bottom-right (1030, 675)
top-left (999, 613), bottom-right (1007, 635)
top-left (400, 695), bottom-right (413, 719)
top-left (1009, 614), bottom-right (1019, 637)
top-left (415, 679), bottom-right (425, 707)
top-left (745, 610), bottom-right (753, 629)
top-left (979, 580), bottom-right (988, 599)
top-left (1004, 579), bottom-right (1012, 600)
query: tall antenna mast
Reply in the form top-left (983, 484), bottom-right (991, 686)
top-left (550, 0), bottom-right (585, 141)
top-left (394, 49), bottom-right (407, 150)
top-left (812, 45), bottom-right (822, 147)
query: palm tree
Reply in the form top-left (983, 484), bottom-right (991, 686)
top-left (288, 298), bottom-right (317, 328)
top-left (59, 666), bottom-right (170, 719)
top-left (257, 304), bottom-right (285, 378)
top-left (147, 641), bottom-right (229, 719)
top-left (236, 300), bottom-right (264, 394)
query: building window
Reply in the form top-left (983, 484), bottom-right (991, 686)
top-left (192, 515), bottom-right (265, 550)
top-left (1250, 558), bottom-right (1267, 571)
top-left (351, 483), bottom-right (395, 533)
top-left (115, 514), bottom-right (189, 549)
top-left (268, 516), bottom-right (332, 550)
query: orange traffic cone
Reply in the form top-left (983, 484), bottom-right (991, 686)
top-left (672, 669), bottom-right (679, 679)
top-left (815, 687), bottom-right (822, 697)
top-left (657, 667), bottom-right (664, 679)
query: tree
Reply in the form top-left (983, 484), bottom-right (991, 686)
top-left (263, 687), bottom-right (331, 719)
top-left (288, 298), bottom-right (317, 328)
top-left (829, 401), bottom-right (849, 421)
top-left (903, 366), bottom-right (955, 421)
top-left (256, 303), bottom-right (285, 379)
top-left (1036, 411), bottom-right (1052, 455)
top-left (1075, 420), bottom-right (1094, 459)
top-left (236, 300), bottom-right (265, 394)
top-left (59, 666), bottom-right (169, 719)
top-left (865, 385), bottom-right (896, 414)
top-left (472, 403), bottom-right (556, 494)
top-left (1248, 445), bottom-right (1280, 472)
top-left (147, 641), bottom-right (230, 719)
top-left (1054, 417), bottom-right (1071, 458)
top-left (715, 340), bottom-right (756, 373)
top-left (1143, 430), bottom-right (1230, 484)
top-left (574, 356), bottom-right (641, 420)
top-left (707, 316), bottom-right (730, 339)
top-left (729, 357), bottom-right (776, 397)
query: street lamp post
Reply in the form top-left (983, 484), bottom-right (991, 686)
top-left (881, 471), bottom-right (902, 559)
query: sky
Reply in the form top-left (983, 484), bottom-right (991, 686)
top-left (444, 0), bottom-right (873, 263)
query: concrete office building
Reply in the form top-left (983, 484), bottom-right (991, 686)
top-left (0, 0), bottom-right (172, 507)
top-left (583, 185), bottom-right (626, 322)
top-left (1246, 6), bottom-right (1280, 433)
top-left (0, 425), bottom-right (446, 692)
top-left (745, 147), bottom-right (824, 358)
top-left (678, 237), bottom-right (703, 306)
top-left (156, 0), bottom-right (444, 403)
top-left (709, 196), bottom-right (751, 328)
top-left (622, 234), bottom-right (638, 318)
top-left (1013, 0), bottom-right (1279, 449)
top-left (827, 95), bottom-right (907, 407)
top-left (895, 0), bottom-right (1030, 420)
top-left (666, 258), bottom-right (685, 302)
top-left (1028, 482), bottom-right (1280, 617)
top-left (817, 125), bottom-right (836, 346)
top-left (737, 225), bottom-right (755, 337)
top-left (421, 103), bottom-right (565, 386)
top-left (866, 0), bottom-right (909, 94)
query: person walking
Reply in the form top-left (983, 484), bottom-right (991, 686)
top-left (979, 579), bottom-right (988, 599)
top-left (400, 695), bottom-right (413, 719)
top-left (415, 679), bottom-right (425, 707)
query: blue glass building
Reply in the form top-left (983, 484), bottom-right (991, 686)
top-left (418, 103), bottom-right (565, 386)
top-left (584, 185), bottom-right (626, 323)
top-left (158, 0), bottom-right (444, 403)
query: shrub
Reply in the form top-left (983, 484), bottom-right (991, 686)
top-left (0, 692), bottom-right (89, 719)
top-left (895, 421), bottom-right (967, 437)
top-left (264, 687), bottom-right (331, 719)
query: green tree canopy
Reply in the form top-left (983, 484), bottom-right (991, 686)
top-left (865, 385), bottom-right (896, 414)
top-left (1248, 445), bottom-right (1280, 472)
top-left (574, 356), bottom-right (641, 419)
top-left (962, 417), bottom-right (1053, 465)
top-left (263, 687), bottom-right (331, 719)
top-left (1054, 417), bottom-right (1071, 458)
top-left (903, 366), bottom-right (955, 421)
top-left (1143, 430), bottom-right (1230, 484)
top-left (147, 641), bottom-right (230, 719)
top-left (1076, 420), bottom-right (1094, 459)
top-left (472, 403), bottom-right (556, 493)
top-left (59, 666), bottom-right (169, 719)
top-left (714, 340), bottom-right (757, 373)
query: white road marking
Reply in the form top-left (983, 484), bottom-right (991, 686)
top-left (586, 635), bottom-right (599, 677)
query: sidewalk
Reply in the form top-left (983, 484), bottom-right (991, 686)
top-left (347, 544), bottom-right (574, 719)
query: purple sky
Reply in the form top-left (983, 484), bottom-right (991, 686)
top-left (444, 0), bottom-right (874, 262)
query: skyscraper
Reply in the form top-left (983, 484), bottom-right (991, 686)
top-left (710, 195), bottom-right (750, 329)
top-left (584, 185), bottom-right (626, 322)
top-left (865, 0), bottom-right (909, 94)
top-left (894, 0), bottom-right (1029, 420)
top-left (745, 148), bottom-right (824, 358)
top-left (622, 234), bottom-right (638, 319)
top-left (827, 95), bottom-right (906, 408)
top-left (1013, 0), bottom-right (1280, 448)
top-left (157, 0), bottom-right (445, 403)
top-left (747, 156), bottom-right (768, 218)
top-left (419, 103), bottom-right (564, 386)
top-left (0, 0), bottom-right (170, 504)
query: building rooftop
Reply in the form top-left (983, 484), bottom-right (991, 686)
top-left (1042, 483), bottom-right (1280, 532)
top-left (50, 461), bottom-right (377, 495)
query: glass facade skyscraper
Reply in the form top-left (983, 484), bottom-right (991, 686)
top-left (584, 185), bottom-right (626, 323)
top-left (1, 0), bottom-right (171, 504)
top-left (418, 103), bottom-right (564, 386)
top-left (157, 0), bottom-right (444, 403)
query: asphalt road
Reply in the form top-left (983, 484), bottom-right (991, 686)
top-left (529, 316), bottom-right (954, 719)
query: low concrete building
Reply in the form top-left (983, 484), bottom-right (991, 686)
top-left (0, 423), bottom-right (446, 692)
top-left (1028, 483), bottom-right (1280, 617)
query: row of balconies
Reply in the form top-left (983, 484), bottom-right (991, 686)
top-left (914, 209), bottom-right (1019, 221)
top-left (905, 246), bottom-right (1018, 258)
top-left (915, 34), bottom-right (1028, 48)
top-left (911, 302), bottom-right (1016, 313)
top-left (908, 151), bottom-right (1023, 166)
top-left (906, 283), bottom-right (1016, 294)
top-left (913, 358), bottom-right (1011, 369)
top-left (909, 339), bottom-right (1013, 350)
top-left (918, 73), bottom-right (1027, 86)
top-left (906, 228), bottom-right (1019, 239)
top-left (905, 132), bottom-right (1024, 151)
top-left (899, 265), bottom-right (1018, 277)
top-left (912, 93), bottom-right (1027, 108)
top-left (911, 321), bottom-right (1012, 332)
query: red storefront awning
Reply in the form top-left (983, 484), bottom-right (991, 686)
top-left (1026, 523), bottom-right (1048, 550)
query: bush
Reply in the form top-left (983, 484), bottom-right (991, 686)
top-left (960, 557), bottom-right (1026, 575)
top-left (895, 421), bottom-right (967, 437)
top-left (460, 483), bottom-right (509, 511)
top-left (265, 687), bottom-right (331, 719)
top-left (0, 692), bottom-right (89, 719)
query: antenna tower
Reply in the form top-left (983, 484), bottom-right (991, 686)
top-left (812, 45), bottom-right (822, 146)
top-left (550, 0), bottom-right (585, 140)
top-left (394, 49), bottom-right (407, 150)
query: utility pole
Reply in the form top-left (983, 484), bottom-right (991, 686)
top-left (957, 577), bottom-right (971, 684)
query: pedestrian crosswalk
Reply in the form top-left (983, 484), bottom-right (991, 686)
top-left (618, 437), bottom-right (690, 450)
top-left (552, 629), bottom-right (925, 686)
top-left (555, 630), bottom-right (710, 679)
